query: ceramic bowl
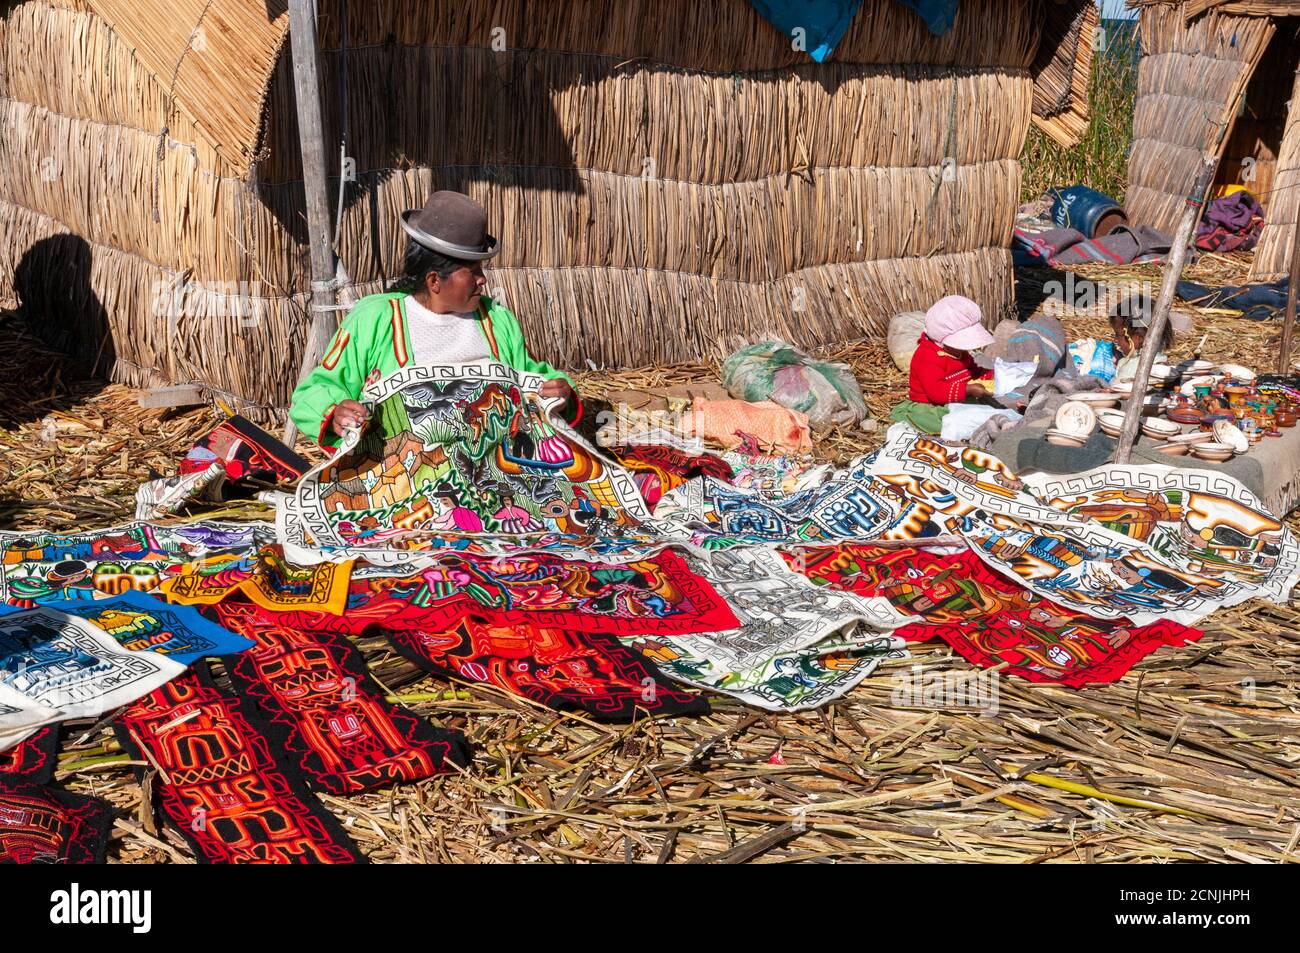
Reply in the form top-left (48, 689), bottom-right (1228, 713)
top-left (1191, 441), bottom-right (1233, 462)
top-left (1054, 401), bottom-right (1097, 438)
top-left (1156, 442), bottom-right (1189, 456)
top-left (1045, 428), bottom-right (1088, 448)
top-left (1096, 410), bottom-right (1126, 436)
top-left (1166, 407), bottom-right (1203, 425)
top-left (1212, 419), bottom-right (1249, 454)
top-left (1141, 418), bottom-right (1180, 440)
top-left (1070, 392), bottom-right (1121, 409)
top-left (1150, 364), bottom-right (1181, 382)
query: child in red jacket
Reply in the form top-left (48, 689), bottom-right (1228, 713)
top-left (893, 296), bottom-right (995, 433)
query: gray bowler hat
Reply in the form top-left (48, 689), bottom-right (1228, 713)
top-left (400, 190), bottom-right (500, 261)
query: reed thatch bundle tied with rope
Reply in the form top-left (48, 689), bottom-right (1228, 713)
top-left (0, 0), bottom-right (1094, 421)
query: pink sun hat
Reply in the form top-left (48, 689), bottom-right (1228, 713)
top-left (924, 295), bottom-right (994, 351)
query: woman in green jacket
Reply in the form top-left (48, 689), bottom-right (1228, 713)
top-left (289, 191), bottom-right (578, 447)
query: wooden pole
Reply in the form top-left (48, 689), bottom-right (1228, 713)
top-left (1276, 210), bottom-right (1300, 374)
top-left (282, 0), bottom-right (338, 445)
top-left (1113, 154), bottom-right (1218, 465)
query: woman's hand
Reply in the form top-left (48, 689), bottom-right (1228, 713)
top-left (539, 379), bottom-right (573, 401)
top-left (331, 400), bottom-right (370, 436)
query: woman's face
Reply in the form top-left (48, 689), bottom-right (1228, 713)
top-left (428, 263), bottom-right (487, 312)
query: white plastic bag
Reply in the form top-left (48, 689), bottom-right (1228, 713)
top-left (993, 357), bottom-right (1038, 398)
top-left (941, 404), bottom-right (1022, 442)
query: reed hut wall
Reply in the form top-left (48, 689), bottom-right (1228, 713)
top-left (1249, 39), bottom-right (1300, 278)
top-left (0, 0), bottom-right (1091, 420)
top-left (1126, 1), bottom-right (1297, 281)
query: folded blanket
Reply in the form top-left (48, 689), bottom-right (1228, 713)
top-left (1013, 224), bottom-right (1173, 267)
top-left (1196, 191), bottom-right (1264, 251)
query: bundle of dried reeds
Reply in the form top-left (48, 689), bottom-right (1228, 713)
top-left (1029, 0), bottom-right (1096, 148)
top-left (81, 0), bottom-right (289, 172)
top-left (0, 3), bottom-right (228, 174)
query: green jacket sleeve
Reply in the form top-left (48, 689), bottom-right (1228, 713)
top-left (289, 311), bottom-right (370, 448)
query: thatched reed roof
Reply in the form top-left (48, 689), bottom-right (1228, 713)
top-left (1030, 0), bottom-right (1098, 147)
top-left (82, 0), bottom-right (289, 175)
top-left (1125, 1), bottom-right (1298, 281)
top-left (0, 0), bottom-right (1095, 420)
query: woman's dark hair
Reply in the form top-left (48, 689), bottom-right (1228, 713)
top-left (392, 241), bottom-right (471, 293)
top-left (1110, 292), bottom-right (1174, 352)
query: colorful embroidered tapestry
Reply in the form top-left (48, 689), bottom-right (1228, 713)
top-left (621, 549), bottom-right (911, 711)
top-left (651, 449), bottom-right (960, 548)
top-left (115, 674), bottom-right (365, 864)
top-left (0, 725), bottom-right (112, 864)
top-left (652, 425), bottom-right (1300, 627)
top-left (868, 426), bottom-right (1300, 626)
top-left (0, 725), bottom-right (57, 784)
top-left (0, 521), bottom-right (269, 606)
top-left (0, 557), bottom-right (177, 607)
top-left (276, 362), bottom-right (658, 564)
top-left (1, 521), bottom-right (266, 566)
top-left (0, 608), bottom-right (186, 746)
top-left (162, 547), bottom-right (353, 616)
top-left (607, 444), bottom-right (733, 509)
top-left (0, 785), bottom-right (112, 864)
top-left (42, 590), bottom-right (253, 665)
top-left (383, 615), bottom-right (711, 722)
top-left (213, 602), bottom-right (470, 794)
top-left (250, 550), bottom-right (737, 643)
top-left (792, 545), bottom-right (1203, 686)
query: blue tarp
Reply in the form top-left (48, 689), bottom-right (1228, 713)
top-left (895, 0), bottom-right (959, 35)
top-left (749, 0), bottom-right (958, 61)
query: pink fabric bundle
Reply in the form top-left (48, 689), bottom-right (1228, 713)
top-left (692, 398), bottom-right (812, 454)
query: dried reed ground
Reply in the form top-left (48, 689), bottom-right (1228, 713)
top-left (2, 252), bottom-right (1298, 864)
